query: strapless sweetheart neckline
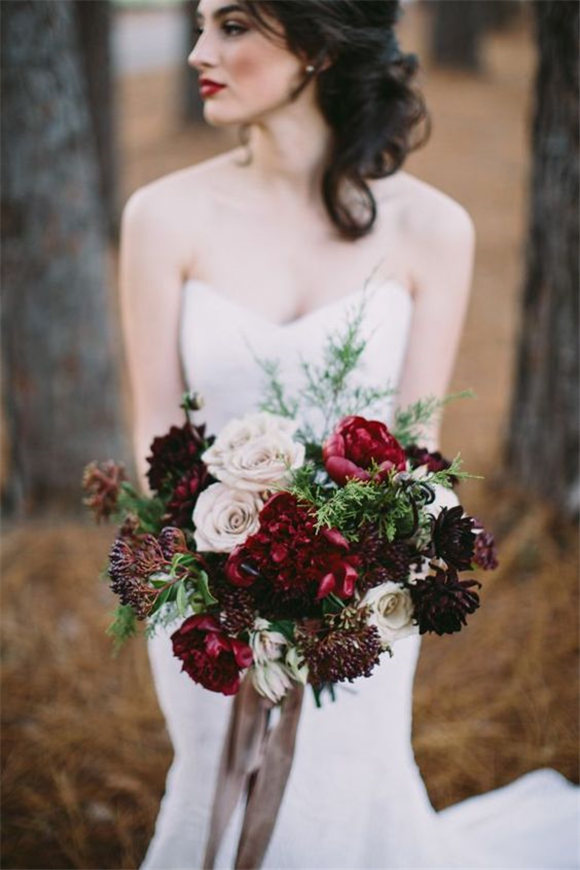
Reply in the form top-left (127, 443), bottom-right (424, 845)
top-left (183, 276), bottom-right (413, 329)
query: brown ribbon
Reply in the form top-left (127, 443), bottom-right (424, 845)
top-left (203, 673), bottom-right (305, 869)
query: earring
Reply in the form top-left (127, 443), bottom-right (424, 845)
top-left (305, 64), bottom-right (315, 74)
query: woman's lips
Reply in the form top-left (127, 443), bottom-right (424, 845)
top-left (199, 81), bottom-right (226, 98)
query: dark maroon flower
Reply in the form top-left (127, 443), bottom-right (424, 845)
top-left (431, 505), bottom-right (476, 571)
top-left (146, 421), bottom-right (210, 492)
top-left (472, 524), bottom-right (499, 570)
top-left (354, 523), bottom-right (413, 593)
top-left (164, 465), bottom-right (211, 528)
top-left (225, 492), bottom-right (360, 618)
top-left (322, 415), bottom-right (407, 486)
top-left (171, 614), bottom-right (253, 695)
top-left (82, 460), bottom-right (127, 522)
top-left (409, 565), bottom-right (481, 635)
top-left (296, 606), bottom-right (382, 687)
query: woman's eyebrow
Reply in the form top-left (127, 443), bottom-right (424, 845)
top-left (195, 4), bottom-right (245, 23)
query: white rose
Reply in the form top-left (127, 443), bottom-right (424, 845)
top-left (202, 411), bottom-right (305, 492)
top-left (192, 482), bottom-right (263, 553)
top-left (360, 581), bottom-right (418, 647)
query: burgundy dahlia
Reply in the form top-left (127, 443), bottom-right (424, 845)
top-left (171, 614), bottom-right (253, 695)
top-left (431, 505), bottom-right (476, 571)
top-left (225, 492), bottom-right (359, 619)
top-left (296, 606), bottom-right (382, 687)
top-left (409, 565), bottom-right (481, 635)
top-left (322, 415), bottom-right (407, 486)
top-left (146, 421), bottom-right (210, 492)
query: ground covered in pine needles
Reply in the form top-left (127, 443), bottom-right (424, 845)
top-left (2, 5), bottom-right (578, 869)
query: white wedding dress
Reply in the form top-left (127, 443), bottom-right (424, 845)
top-left (141, 277), bottom-right (579, 870)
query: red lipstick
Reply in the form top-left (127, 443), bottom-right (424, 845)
top-left (199, 78), bottom-right (226, 98)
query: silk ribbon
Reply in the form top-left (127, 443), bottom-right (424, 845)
top-left (203, 673), bottom-right (305, 869)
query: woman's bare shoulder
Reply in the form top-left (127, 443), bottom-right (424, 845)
top-left (388, 172), bottom-right (475, 299)
top-left (122, 148), bottom-right (244, 231)
top-left (391, 171), bottom-right (475, 238)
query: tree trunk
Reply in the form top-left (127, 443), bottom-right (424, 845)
top-left (506, 1), bottom-right (579, 516)
top-left (73, 0), bottom-right (119, 240)
top-left (1, 0), bottom-right (127, 518)
top-left (427, 0), bottom-right (489, 72)
top-left (180, 0), bottom-right (207, 124)
top-left (483, 1), bottom-right (522, 33)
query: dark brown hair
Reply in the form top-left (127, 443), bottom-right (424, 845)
top-left (237, 0), bottom-right (431, 239)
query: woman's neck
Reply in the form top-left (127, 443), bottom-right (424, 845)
top-left (244, 106), bottom-right (334, 207)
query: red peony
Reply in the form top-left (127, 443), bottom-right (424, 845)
top-left (322, 415), bottom-right (406, 486)
top-left (225, 492), bottom-right (359, 618)
top-left (170, 614), bottom-right (253, 695)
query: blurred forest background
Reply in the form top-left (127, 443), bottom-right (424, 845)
top-left (1, 1), bottom-right (578, 867)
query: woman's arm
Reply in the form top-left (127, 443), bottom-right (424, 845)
top-left (119, 186), bottom-right (189, 495)
top-left (397, 197), bottom-right (476, 452)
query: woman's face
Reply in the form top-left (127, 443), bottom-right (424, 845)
top-left (188, 0), bottom-right (308, 126)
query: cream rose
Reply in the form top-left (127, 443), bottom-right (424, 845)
top-left (192, 482), bottom-right (263, 553)
top-left (360, 582), bottom-right (418, 648)
top-left (202, 412), bottom-right (305, 492)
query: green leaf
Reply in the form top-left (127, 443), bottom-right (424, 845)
top-left (198, 570), bottom-right (218, 606)
top-left (269, 620), bottom-right (295, 642)
top-left (105, 604), bottom-right (138, 657)
top-left (176, 581), bottom-right (188, 616)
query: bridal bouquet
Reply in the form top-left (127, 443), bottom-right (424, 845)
top-left (83, 297), bottom-right (497, 707)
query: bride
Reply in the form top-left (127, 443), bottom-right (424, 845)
top-left (119, 1), bottom-right (579, 867)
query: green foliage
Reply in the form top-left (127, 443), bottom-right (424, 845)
top-left (106, 604), bottom-right (138, 657)
top-left (269, 619), bottom-right (296, 642)
top-left (321, 593), bottom-right (346, 615)
top-left (251, 284), bottom-right (475, 453)
top-left (144, 556), bottom-right (219, 639)
top-left (428, 453), bottom-right (482, 485)
top-left (313, 477), bottom-right (417, 542)
top-left (252, 288), bottom-right (397, 441)
top-left (392, 391), bottom-right (475, 447)
top-left (115, 482), bottom-right (167, 534)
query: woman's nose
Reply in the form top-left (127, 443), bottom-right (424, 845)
top-left (187, 31), bottom-right (218, 72)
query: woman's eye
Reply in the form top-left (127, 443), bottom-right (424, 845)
top-left (222, 21), bottom-right (247, 36)
top-left (193, 22), bottom-right (247, 39)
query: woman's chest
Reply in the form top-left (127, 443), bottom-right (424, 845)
top-left (183, 194), bottom-right (412, 324)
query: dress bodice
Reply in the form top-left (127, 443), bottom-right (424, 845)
top-left (179, 277), bottom-right (414, 436)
